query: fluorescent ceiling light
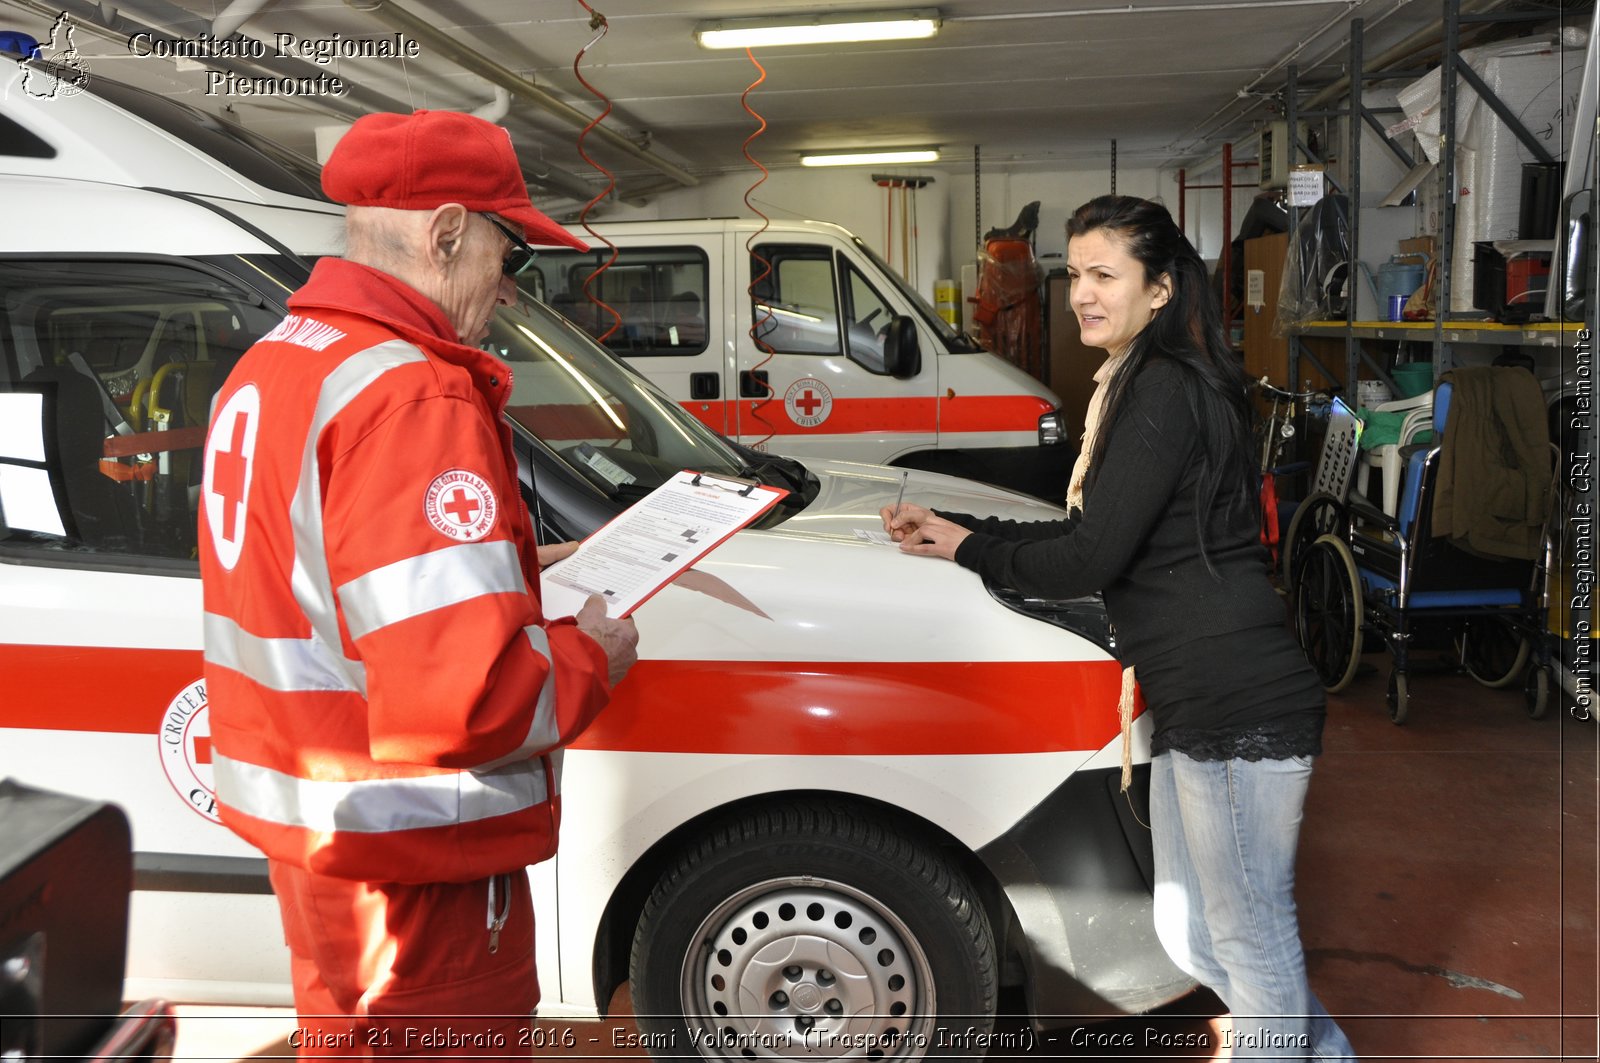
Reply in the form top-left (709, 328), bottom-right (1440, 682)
top-left (696, 10), bottom-right (940, 50)
top-left (801, 149), bottom-right (941, 168)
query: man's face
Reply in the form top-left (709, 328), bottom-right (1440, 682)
top-left (439, 213), bottom-right (517, 345)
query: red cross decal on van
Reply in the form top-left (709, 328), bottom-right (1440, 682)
top-left (795, 390), bottom-right (823, 417)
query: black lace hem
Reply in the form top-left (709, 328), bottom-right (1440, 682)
top-left (1153, 716), bottom-right (1324, 762)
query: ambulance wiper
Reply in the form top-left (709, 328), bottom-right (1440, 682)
top-left (611, 482), bottom-right (655, 503)
top-left (729, 444), bottom-right (807, 494)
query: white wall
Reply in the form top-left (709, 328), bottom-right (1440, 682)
top-left (599, 157), bottom-right (1269, 306)
top-left (592, 166), bottom-right (950, 303)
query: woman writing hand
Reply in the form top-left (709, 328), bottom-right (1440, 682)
top-left (879, 503), bottom-right (971, 558)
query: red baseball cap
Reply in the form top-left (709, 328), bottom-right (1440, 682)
top-left (322, 110), bottom-right (588, 251)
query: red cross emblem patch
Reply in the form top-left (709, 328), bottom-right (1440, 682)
top-left (424, 469), bottom-right (498, 542)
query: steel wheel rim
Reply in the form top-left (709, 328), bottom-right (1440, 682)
top-left (680, 877), bottom-right (936, 1060)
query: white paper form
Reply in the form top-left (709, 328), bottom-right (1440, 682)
top-left (539, 470), bottom-right (788, 619)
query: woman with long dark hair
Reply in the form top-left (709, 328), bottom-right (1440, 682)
top-left (883, 195), bottom-right (1356, 1060)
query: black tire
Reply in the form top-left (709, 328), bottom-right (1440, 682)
top-left (1457, 617), bottom-right (1531, 689)
top-left (1525, 666), bottom-right (1551, 720)
top-left (1280, 492), bottom-right (1345, 604)
top-left (630, 802), bottom-right (997, 1060)
top-left (1294, 535), bottom-right (1363, 693)
top-left (1387, 669), bottom-right (1409, 725)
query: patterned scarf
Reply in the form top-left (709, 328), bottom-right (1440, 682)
top-left (1066, 350), bottom-right (1139, 792)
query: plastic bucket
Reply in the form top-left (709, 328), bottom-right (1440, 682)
top-left (1377, 260), bottom-right (1425, 303)
top-left (1357, 380), bottom-right (1393, 409)
top-left (1391, 363), bottom-right (1433, 398)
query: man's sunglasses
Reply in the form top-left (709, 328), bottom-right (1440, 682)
top-left (481, 214), bottom-right (537, 277)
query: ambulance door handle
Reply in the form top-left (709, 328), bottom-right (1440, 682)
top-left (690, 372), bottom-right (720, 400)
top-left (739, 370), bottom-right (770, 398)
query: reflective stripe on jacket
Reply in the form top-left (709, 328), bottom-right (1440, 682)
top-left (198, 258), bottom-right (610, 884)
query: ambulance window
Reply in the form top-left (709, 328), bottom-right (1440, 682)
top-left (841, 261), bottom-right (896, 374)
top-left (536, 246), bottom-right (709, 357)
top-left (0, 259), bottom-right (278, 567)
top-left (749, 245), bottom-right (843, 356)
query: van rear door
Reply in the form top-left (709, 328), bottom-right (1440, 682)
top-left (735, 238), bottom-right (936, 461)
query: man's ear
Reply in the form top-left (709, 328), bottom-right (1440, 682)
top-left (425, 203), bottom-right (472, 268)
top-left (1151, 273), bottom-right (1173, 310)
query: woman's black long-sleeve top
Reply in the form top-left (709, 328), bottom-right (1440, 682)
top-left (942, 359), bottom-right (1325, 760)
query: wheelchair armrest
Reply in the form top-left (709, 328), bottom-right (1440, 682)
top-left (1348, 494), bottom-right (1398, 533)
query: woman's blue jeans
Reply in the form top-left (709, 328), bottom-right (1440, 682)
top-left (1150, 750), bottom-right (1358, 1061)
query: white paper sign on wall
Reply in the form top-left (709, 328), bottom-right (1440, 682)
top-left (1246, 269), bottom-right (1266, 311)
top-left (1288, 166), bottom-right (1325, 207)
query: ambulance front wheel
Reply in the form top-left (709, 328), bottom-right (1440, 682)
top-left (629, 801), bottom-right (998, 1060)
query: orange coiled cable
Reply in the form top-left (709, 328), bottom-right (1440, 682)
top-left (572, 2), bottom-right (622, 343)
top-left (740, 46), bottom-right (779, 450)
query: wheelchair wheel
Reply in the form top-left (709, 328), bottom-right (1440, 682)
top-left (1387, 669), bottom-right (1409, 725)
top-left (1280, 492), bottom-right (1345, 603)
top-left (1294, 534), bottom-right (1362, 693)
top-left (1457, 616), bottom-right (1530, 689)
top-left (1525, 666), bottom-right (1550, 720)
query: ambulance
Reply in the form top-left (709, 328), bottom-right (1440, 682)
top-left (536, 220), bottom-right (1069, 498)
top-left (0, 59), bottom-right (1190, 1054)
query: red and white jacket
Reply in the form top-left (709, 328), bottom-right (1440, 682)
top-left (198, 259), bottom-right (611, 884)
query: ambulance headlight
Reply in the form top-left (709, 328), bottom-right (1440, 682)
top-left (1037, 409), bottom-right (1067, 446)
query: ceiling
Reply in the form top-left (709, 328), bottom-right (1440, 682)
top-left (0, 0), bottom-right (1584, 209)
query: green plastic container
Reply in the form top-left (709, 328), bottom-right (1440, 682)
top-left (1391, 362), bottom-right (1433, 398)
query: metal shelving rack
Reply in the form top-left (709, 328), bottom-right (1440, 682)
top-left (1279, 0), bottom-right (1591, 394)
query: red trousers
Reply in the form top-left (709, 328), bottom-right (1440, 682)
top-left (268, 861), bottom-right (537, 1059)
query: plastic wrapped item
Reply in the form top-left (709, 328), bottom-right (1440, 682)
top-left (973, 237), bottom-right (1043, 380)
top-left (1392, 39), bottom-right (1584, 311)
top-left (1273, 194), bottom-right (1350, 333)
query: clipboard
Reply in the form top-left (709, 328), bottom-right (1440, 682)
top-left (539, 470), bottom-right (789, 619)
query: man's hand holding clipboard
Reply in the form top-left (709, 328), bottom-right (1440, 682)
top-left (539, 470), bottom-right (790, 621)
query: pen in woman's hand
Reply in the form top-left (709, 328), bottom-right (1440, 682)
top-left (892, 469), bottom-right (908, 520)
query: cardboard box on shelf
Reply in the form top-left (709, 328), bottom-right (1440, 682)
top-left (1398, 236), bottom-right (1436, 259)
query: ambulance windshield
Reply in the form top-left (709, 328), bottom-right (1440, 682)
top-left (485, 295), bottom-right (754, 502)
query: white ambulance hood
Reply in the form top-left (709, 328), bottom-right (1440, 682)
top-left (779, 458), bottom-right (1067, 540)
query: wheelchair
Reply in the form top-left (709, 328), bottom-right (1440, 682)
top-left (1291, 374), bottom-right (1557, 725)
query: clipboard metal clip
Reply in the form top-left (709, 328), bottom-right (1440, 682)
top-left (689, 470), bottom-right (759, 497)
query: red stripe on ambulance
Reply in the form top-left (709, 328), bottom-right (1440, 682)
top-left (1, 647), bottom-right (1126, 756)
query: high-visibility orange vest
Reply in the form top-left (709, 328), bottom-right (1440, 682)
top-left (199, 259), bottom-right (610, 885)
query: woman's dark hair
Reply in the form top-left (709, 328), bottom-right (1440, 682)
top-left (1067, 194), bottom-right (1255, 569)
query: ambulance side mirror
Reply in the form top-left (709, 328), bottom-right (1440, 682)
top-left (882, 316), bottom-right (921, 380)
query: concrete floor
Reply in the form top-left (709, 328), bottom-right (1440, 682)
top-left (169, 660), bottom-right (1598, 1063)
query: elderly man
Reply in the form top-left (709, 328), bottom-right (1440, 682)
top-left (198, 110), bottom-right (638, 1047)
